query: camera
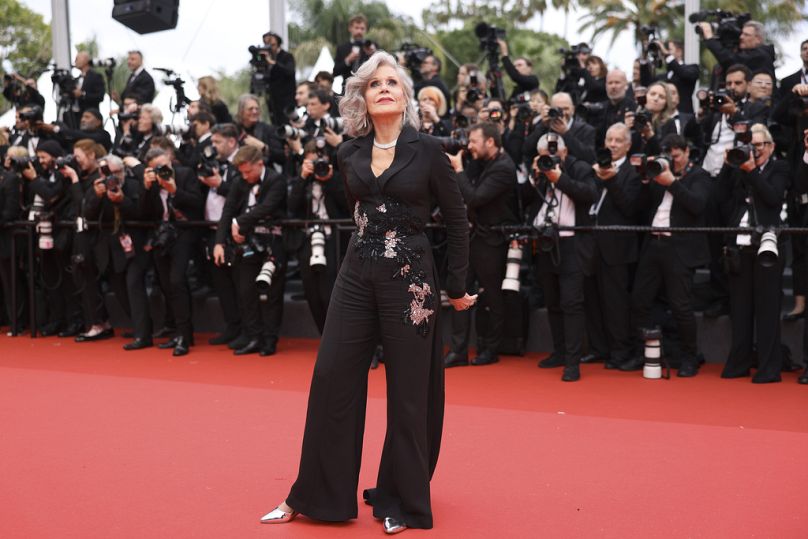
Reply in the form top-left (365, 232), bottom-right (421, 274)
top-left (11, 155), bottom-right (37, 174)
top-left (727, 120), bottom-right (753, 168)
top-left (55, 155), bottom-right (75, 170)
top-left (488, 108), bottom-right (503, 122)
top-left (248, 45), bottom-right (273, 67)
top-left (322, 116), bottom-right (344, 133)
top-left (501, 237), bottom-right (523, 292)
top-left (147, 222), bottom-right (177, 253)
top-left (308, 225), bottom-right (327, 269)
top-left (104, 175), bottom-right (121, 192)
top-left (34, 211), bottom-right (54, 251)
top-left (641, 326), bottom-right (665, 380)
top-left (255, 257), bottom-right (277, 294)
top-left (645, 156), bottom-right (671, 178)
top-left (474, 22), bottom-right (506, 53)
top-left (537, 154), bottom-right (561, 172)
top-left (535, 218), bottom-right (560, 254)
top-left (547, 107), bottom-right (563, 121)
top-left (161, 124), bottom-right (190, 137)
top-left (155, 164), bottom-right (173, 180)
top-left (118, 110), bottom-right (139, 122)
top-left (756, 228), bottom-right (778, 267)
top-left (436, 129), bottom-right (468, 154)
top-left (311, 137), bottom-right (331, 178)
top-left (19, 106), bottom-right (44, 123)
top-left (510, 92), bottom-right (533, 123)
top-left (399, 43), bottom-right (433, 74)
top-left (50, 68), bottom-right (76, 98)
top-left (277, 125), bottom-right (306, 139)
top-left (90, 58), bottom-right (116, 69)
top-left (558, 43), bottom-right (590, 75)
top-left (196, 145), bottom-right (219, 178)
top-left (596, 148), bottom-right (613, 169)
top-left (689, 10), bottom-right (751, 48)
top-left (465, 86), bottom-right (484, 104)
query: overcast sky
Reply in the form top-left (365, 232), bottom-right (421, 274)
top-left (18, 0), bottom-right (808, 94)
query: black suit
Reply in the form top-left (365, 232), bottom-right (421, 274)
top-left (332, 41), bottom-right (373, 81)
top-left (704, 40), bottom-right (776, 79)
top-left (121, 69), bottom-right (156, 104)
top-left (521, 155), bottom-right (598, 367)
top-left (141, 165), bottom-right (203, 342)
top-left (266, 49), bottom-right (296, 126)
top-left (595, 97), bottom-right (637, 147)
top-left (631, 163), bottom-right (710, 367)
top-left (287, 126), bottom-right (468, 529)
top-left (523, 118), bottom-right (597, 166)
top-left (716, 159), bottom-right (788, 381)
top-left (217, 166), bottom-right (287, 345)
top-left (660, 113), bottom-right (702, 153)
top-left (585, 160), bottom-right (640, 364)
top-left (778, 68), bottom-right (807, 99)
top-left (502, 56), bottom-right (539, 100)
top-left (238, 122), bottom-right (286, 168)
top-left (450, 151), bottom-right (518, 357)
top-left (77, 70), bottom-right (105, 113)
top-left (657, 58), bottom-right (699, 114)
top-left (0, 171), bottom-right (23, 328)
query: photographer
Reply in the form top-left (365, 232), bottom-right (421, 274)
top-left (117, 50), bottom-right (155, 105)
top-left (414, 55), bottom-right (452, 114)
top-left (127, 104), bottom-right (164, 162)
top-left (2, 72), bottom-right (45, 109)
top-left (256, 31), bottom-right (296, 126)
top-left (0, 147), bottom-right (27, 333)
top-left (199, 123), bottom-right (243, 346)
top-left (235, 94), bottom-right (286, 169)
top-left (555, 43), bottom-right (592, 102)
top-left (524, 134), bottom-right (598, 381)
top-left (417, 87), bottom-right (450, 136)
top-left (627, 134), bottom-right (710, 377)
top-left (624, 82), bottom-right (675, 155)
top-left (140, 147), bottom-right (203, 356)
top-left (70, 51), bottom-right (105, 119)
top-left (699, 20), bottom-right (775, 81)
top-left (37, 108), bottom-right (113, 152)
top-left (25, 141), bottom-right (86, 338)
top-left (333, 14), bottom-right (375, 82)
top-left (715, 123), bottom-right (787, 382)
top-left (11, 105), bottom-right (52, 156)
top-left (112, 100), bottom-right (140, 157)
top-left (213, 145), bottom-right (287, 357)
top-left (444, 122), bottom-right (519, 367)
top-left (798, 133), bottom-right (808, 385)
top-left (584, 123), bottom-right (640, 369)
top-left (313, 71), bottom-right (341, 117)
top-left (652, 40), bottom-right (699, 114)
top-left (197, 76), bottom-right (233, 125)
top-left (524, 92), bottom-right (597, 166)
top-left (288, 139), bottom-right (348, 334)
top-left (177, 111), bottom-right (214, 169)
top-left (594, 69), bottom-right (636, 147)
top-left (497, 38), bottom-right (539, 101)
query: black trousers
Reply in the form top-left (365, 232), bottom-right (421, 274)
top-left (287, 238), bottom-right (444, 530)
top-left (234, 253), bottom-right (285, 343)
top-left (125, 250), bottom-right (153, 341)
top-left (448, 237), bottom-right (507, 355)
top-left (298, 235), bottom-right (339, 335)
top-left (537, 238), bottom-right (585, 366)
top-left (631, 236), bottom-right (699, 363)
top-left (153, 234), bottom-right (195, 340)
top-left (725, 249), bottom-right (783, 379)
top-left (706, 179), bottom-right (729, 305)
top-left (584, 255), bottom-right (634, 363)
top-left (75, 257), bottom-right (110, 326)
top-left (205, 231), bottom-right (241, 336)
top-left (0, 256), bottom-right (25, 329)
top-left (787, 201), bottom-right (807, 297)
top-left (39, 247), bottom-right (81, 328)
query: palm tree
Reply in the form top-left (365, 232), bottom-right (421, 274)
top-left (578, 0), bottom-right (681, 48)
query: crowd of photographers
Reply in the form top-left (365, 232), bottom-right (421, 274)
top-left (1, 12), bottom-right (808, 384)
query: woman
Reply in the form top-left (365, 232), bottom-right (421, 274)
top-left (581, 55), bottom-right (607, 103)
top-left (197, 76), bottom-right (232, 124)
top-left (417, 86), bottom-right (449, 136)
top-left (625, 81), bottom-right (674, 154)
top-left (260, 51), bottom-right (475, 533)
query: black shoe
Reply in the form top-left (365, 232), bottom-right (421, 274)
top-left (471, 350), bottom-right (499, 366)
top-left (798, 366), bottom-right (808, 384)
top-left (209, 331), bottom-right (240, 346)
top-left (782, 310), bottom-right (805, 322)
top-left (562, 365), bottom-right (580, 381)
top-left (721, 367), bottom-right (751, 379)
top-left (259, 340), bottom-right (277, 357)
top-left (123, 338), bottom-right (153, 351)
top-left (604, 360), bottom-right (622, 370)
top-left (158, 336), bottom-right (179, 350)
top-left (58, 322), bottom-right (83, 338)
top-left (153, 326), bottom-right (176, 339)
top-left (703, 301), bottom-right (729, 318)
top-left (39, 321), bottom-right (62, 337)
top-left (751, 372), bottom-right (781, 383)
top-left (538, 354), bottom-right (565, 368)
top-left (677, 361), bottom-right (699, 377)
top-left (443, 351), bottom-right (469, 368)
top-left (122, 331), bottom-right (135, 339)
top-left (580, 353), bottom-right (606, 364)
top-left (228, 334), bottom-right (250, 350)
top-left (173, 337), bottom-right (190, 357)
top-left (618, 357), bottom-right (645, 372)
top-left (75, 328), bottom-right (114, 342)
top-left (234, 339), bottom-right (262, 356)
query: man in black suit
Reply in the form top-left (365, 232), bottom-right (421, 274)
top-left (414, 55), bottom-right (452, 113)
top-left (332, 14), bottom-right (375, 84)
top-left (523, 92), bottom-right (597, 166)
top-left (38, 108), bottom-right (113, 152)
top-left (626, 134), bottom-right (710, 376)
top-left (444, 122), bottom-right (519, 367)
top-left (594, 69), bottom-right (636, 147)
top-left (213, 145), bottom-right (287, 357)
top-left (119, 50), bottom-right (155, 104)
top-left (649, 40), bottom-right (698, 114)
top-left (660, 83), bottom-right (702, 150)
top-left (235, 94), bottom-right (286, 169)
top-left (699, 20), bottom-right (776, 82)
top-left (140, 147), bottom-right (203, 356)
top-left (525, 134), bottom-right (598, 381)
top-left (497, 38), bottom-right (539, 101)
top-left (260, 31), bottom-right (297, 126)
top-left (778, 39), bottom-right (808, 99)
top-left (584, 123), bottom-right (640, 368)
top-left (72, 52), bottom-right (105, 116)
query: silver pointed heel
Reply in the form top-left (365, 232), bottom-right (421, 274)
top-left (259, 506), bottom-right (298, 524)
top-left (383, 517), bottom-right (407, 534)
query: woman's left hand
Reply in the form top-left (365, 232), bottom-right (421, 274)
top-left (449, 293), bottom-right (478, 311)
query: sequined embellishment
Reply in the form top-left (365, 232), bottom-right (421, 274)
top-left (353, 196), bottom-right (435, 336)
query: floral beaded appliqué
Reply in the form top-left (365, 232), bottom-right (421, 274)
top-left (353, 197), bottom-right (435, 336)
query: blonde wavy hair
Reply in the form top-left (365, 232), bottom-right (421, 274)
top-left (339, 51), bottom-right (420, 137)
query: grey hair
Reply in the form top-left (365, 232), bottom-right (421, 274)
top-left (102, 154), bottom-right (124, 171)
top-left (606, 122), bottom-right (631, 140)
top-left (237, 93), bottom-right (260, 122)
top-left (536, 134), bottom-right (567, 152)
top-left (745, 21), bottom-right (766, 41)
top-left (339, 51), bottom-right (420, 137)
top-left (141, 104), bottom-right (163, 125)
top-left (751, 122), bottom-right (773, 143)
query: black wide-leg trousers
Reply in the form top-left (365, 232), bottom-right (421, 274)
top-left (286, 241), bottom-right (444, 530)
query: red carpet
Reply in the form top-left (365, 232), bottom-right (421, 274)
top-left (0, 334), bottom-right (806, 538)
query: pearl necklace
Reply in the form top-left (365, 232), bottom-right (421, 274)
top-left (373, 138), bottom-right (397, 150)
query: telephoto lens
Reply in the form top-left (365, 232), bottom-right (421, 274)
top-left (501, 239), bottom-right (523, 292)
top-left (726, 145), bottom-right (752, 168)
top-left (537, 154), bottom-right (561, 172)
top-left (36, 218), bottom-right (54, 250)
top-left (642, 327), bottom-right (663, 379)
top-left (255, 257), bottom-right (276, 294)
top-left (309, 227), bottom-right (327, 269)
top-left (645, 157), bottom-right (669, 178)
top-left (757, 230), bottom-right (778, 268)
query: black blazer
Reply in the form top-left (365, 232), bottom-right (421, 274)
top-left (333, 42), bottom-right (372, 80)
top-left (215, 166), bottom-right (287, 246)
top-left (121, 69), bottom-right (156, 104)
top-left (288, 172), bottom-right (349, 222)
top-left (716, 159), bottom-right (789, 240)
top-left (267, 50), bottom-right (296, 122)
top-left (637, 163), bottom-right (711, 268)
top-left (0, 171), bottom-right (21, 259)
top-left (336, 125), bottom-right (469, 299)
top-left (595, 96), bottom-right (637, 146)
top-left (78, 69), bottom-right (105, 113)
top-left (455, 151), bottom-right (519, 246)
top-left (592, 160), bottom-right (640, 265)
top-left (657, 59), bottom-right (699, 114)
top-left (660, 113), bottom-right (702, 151)
top-left (502, 56), bottom-right (539, 100)
top-left (704, 40), bottom-right (776, 77)
top-left (238, 122), bottom-right (286, 168)
top-left (523, 119), bottom-right (597, 167)
top-left (778, 69), bottom-right (805, 100)
top-left (140, 165), bottom-right (204, 226)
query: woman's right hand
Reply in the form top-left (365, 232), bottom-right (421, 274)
top-left (449, 293), bottom-right (478, 311)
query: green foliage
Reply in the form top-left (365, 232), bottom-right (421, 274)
top-left (422, 0), bottom-right (552, 30)
top-left (214, 68), bottom-right (252, 115)
top-left (0, 0), bottom-right (52, 113)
